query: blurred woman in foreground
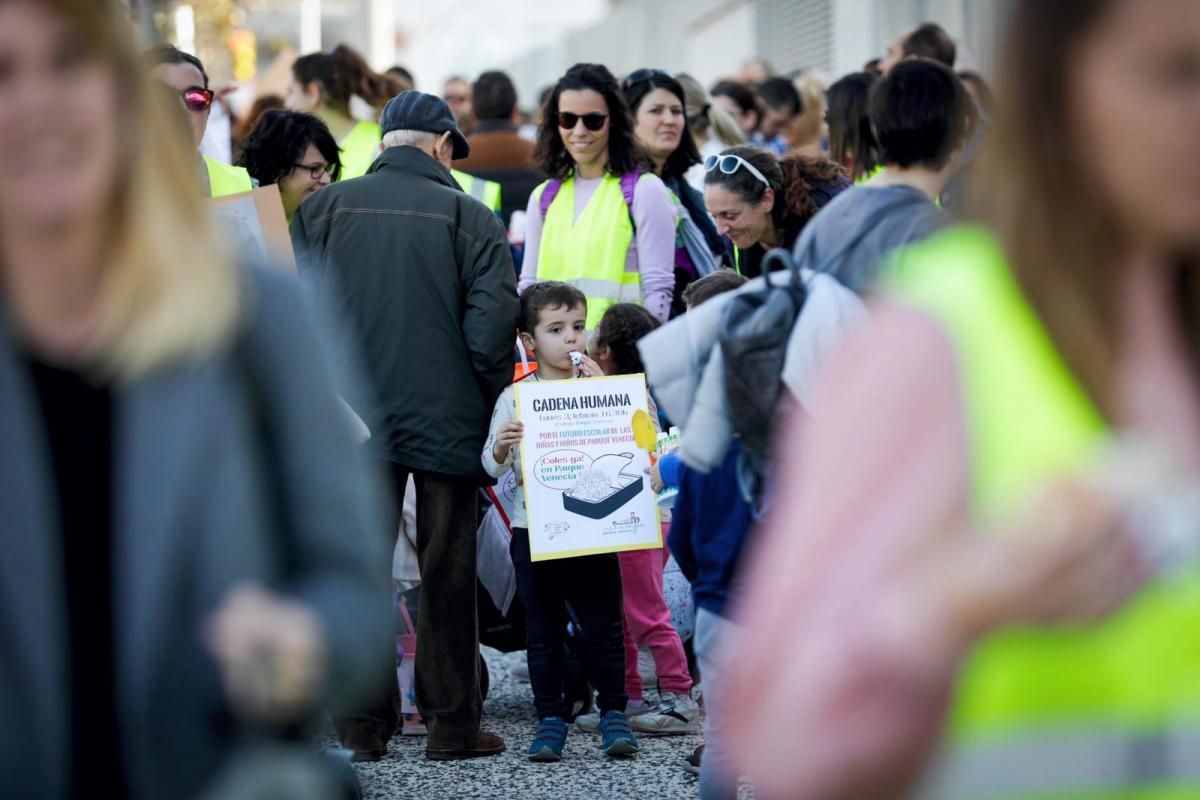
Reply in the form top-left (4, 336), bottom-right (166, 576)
top-left (0, 2), bottom-right (390, 797)
top-left (727, 0), bottom-right (1200, 797)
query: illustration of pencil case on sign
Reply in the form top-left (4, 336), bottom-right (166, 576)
top-left (563, 452), bottom-right (645, 520)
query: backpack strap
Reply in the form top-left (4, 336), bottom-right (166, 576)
top-left (540, 172), bottom-right (640, 226)
top-left (538, 179), bottom-right (563, 221)
top-left (620, 171), bottom-right (639, 211)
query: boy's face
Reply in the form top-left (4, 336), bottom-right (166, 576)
top-left (522, 302), bottom-right (587, 371)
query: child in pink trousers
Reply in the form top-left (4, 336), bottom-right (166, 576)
top-left (580, 304), bottom-right (700, 735)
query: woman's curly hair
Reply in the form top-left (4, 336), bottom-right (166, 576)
top-left (705, 144), bottom-right (848, 231)
top-left (535, 63), bottom-right (650, 181)
top-left (236, 110), bottom-right (342, 187)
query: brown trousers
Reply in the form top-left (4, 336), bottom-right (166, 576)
top-left (335, 462), bottom-right (481, 751)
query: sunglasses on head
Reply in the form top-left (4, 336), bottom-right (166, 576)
top-left (556, 111), bottom-right (608, 131)
top-left (622, 68), bottom-right (672, 90)
top-left (181, 87), bottom-right (214, 113)
top-left (704, 153), bottom-right (771, 188)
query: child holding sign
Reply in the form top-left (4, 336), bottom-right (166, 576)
top-left (482, 282), bottom-right (639, 763)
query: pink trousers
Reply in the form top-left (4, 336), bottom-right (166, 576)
top-left (618, 542), bottom-right (693, 700)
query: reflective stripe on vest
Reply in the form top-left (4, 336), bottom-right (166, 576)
top-left (205, 156), bottom-right (253, 197)
top-left (919, 722), bottom-right (1200, 800)
top-left (451, 169), bottom-right (502, 213)
top-left (887, 226), bottom-right (1200, 800)
top-left (339, 121), bottom-right (382, 180)
top-left (535, 174), bottom-right (643, 329)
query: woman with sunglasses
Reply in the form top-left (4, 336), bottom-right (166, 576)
top-left (727, 0), bottom-right (1200, 797)
top-left (0, 3), bottom-right (391, 796)
top-left (146, 44), bottom-right (253, 197)
top-left (622, 69), bottom-right (732, 315)
top-left (287, 45), bottom-right (403, 180)
top-left (237, 110), bottom-right (342, 222)
top-left (703, 145), bottom-right (850, 278)
top-left (520, 62), bottom-right (677, 330)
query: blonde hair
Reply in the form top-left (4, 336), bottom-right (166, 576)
top-left (787, 72), bottom-right (826, 151)
top-left (48, 0), bottom-right (239, 380)
top-left (676, 73), bottom-right (744, 147)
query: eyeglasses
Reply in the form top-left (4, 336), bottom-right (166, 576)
top-left (180, 86), bottom-right (214, 113)
top-left (556, 112), bottom-right (608, 132)
top-left (704, 154), bottom-right (771, 188)
top-left (292, 161), bottom-right (337, 180)
top-left (622, 68), bottom-right (672, 90)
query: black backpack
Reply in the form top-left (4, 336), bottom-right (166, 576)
top-left (718, 248), bottom-right (808, 491)
top-left (719, 206), bottom-right (885, 498)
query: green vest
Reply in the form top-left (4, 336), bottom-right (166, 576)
top-left (855, 163), bottom-right (885, 186)
top-left (535, 174), bottom-right (644, 330)
top-left (339, 121), bottom-right (382, 180)
top-left (451, 169), bottom-right (502, 214)
top-left (888, 227), bottom-right (1200, 800)
top-left (204, 156), bottom-right (253, 197)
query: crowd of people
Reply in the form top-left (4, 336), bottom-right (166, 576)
top-left (3, 0), bottom-right (1200, 799)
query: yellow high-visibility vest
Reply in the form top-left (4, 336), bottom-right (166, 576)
top-left (534, 174), bottom-right (645, 330)
top-left (450, 168), bottom-right (502, 214)
top-left (339, 121), bottom-right (382, 180)
top-left (205, 156), bottom-right (253, 197)
top-left (887, 226), bottom-right (1200, 800)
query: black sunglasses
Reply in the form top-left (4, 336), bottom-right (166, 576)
top-left (556, 112), bottom-right (608, 132)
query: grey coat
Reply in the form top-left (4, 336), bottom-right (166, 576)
top-left (0, 265), bottom-right (392, 799)
top-left (639, 269), bottom-right (865, 472)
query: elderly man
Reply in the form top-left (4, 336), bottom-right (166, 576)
top-left (292, 91), bottom-right (518, 762)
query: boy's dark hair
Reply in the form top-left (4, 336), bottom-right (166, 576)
top-left (145, 43), bottom-right (208, 88)
top-left (757, 77), bottom-right (803, 116)
top-left (536, 63), bottom-right (648, 181)
top-left (236, 109), bottom-right (343, 185)
top-left (473, 71), bottom-right (518, 121)
top-left (520, 282), bottom-right (587, 333)
top-left (682, 269), bottom-right (749, 309)
top-left (592, 304), bottom-right (661, 375)
top-left (869, 59), bottom-right (973, 170)
top-left (903, 23), bottom-right (957, 67)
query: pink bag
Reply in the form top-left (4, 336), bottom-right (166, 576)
top-left (395, 596), bottom-right (426, 735)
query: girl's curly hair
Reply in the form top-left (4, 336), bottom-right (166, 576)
top-left (592, 303), bottom-right (661, 376)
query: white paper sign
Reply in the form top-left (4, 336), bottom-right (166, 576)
top-left (516, 374), bottom-right (662, 562)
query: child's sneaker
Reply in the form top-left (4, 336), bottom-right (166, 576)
top-left (527, 717), bottom-right (568, 763)
top-left (631, 692), bottom-right (701, 735)
top-left (598, 710), bottom-right (640, 757)
top-left (684, 745), bottom-right (703, 775)
top-left (574, 699), bottom-right (648, 733)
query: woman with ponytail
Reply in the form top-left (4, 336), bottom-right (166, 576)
top-left (703, 145), bottom-right (850, 277)
top-left (286, 44), bottom-right (404, 179)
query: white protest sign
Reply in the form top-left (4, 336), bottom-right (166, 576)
top-left (516, 374), bottom-right (662, 562)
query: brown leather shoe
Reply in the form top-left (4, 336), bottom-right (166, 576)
top-left (426, 732), bottom-right (506, 761)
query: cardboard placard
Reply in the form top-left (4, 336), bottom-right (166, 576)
top-left (209, 183), bottom-right (295, 272)
top-left (516, 374), bottom-right (662, 561)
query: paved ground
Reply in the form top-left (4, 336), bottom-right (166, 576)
top-left (346, 648), bottom-right (704, 800)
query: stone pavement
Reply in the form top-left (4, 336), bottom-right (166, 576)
top-left (347, 648), bottom-right (704, 800)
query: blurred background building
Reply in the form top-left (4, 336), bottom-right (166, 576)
top-left (132, 0), bottom-right (1012, 114)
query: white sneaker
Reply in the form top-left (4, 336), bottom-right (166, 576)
top-left (574, 700), bottom-right (648, 733)
top-left (630, 692), bottom-right (701, 735)
top-left (511, 662), bottom-right (530, 682)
